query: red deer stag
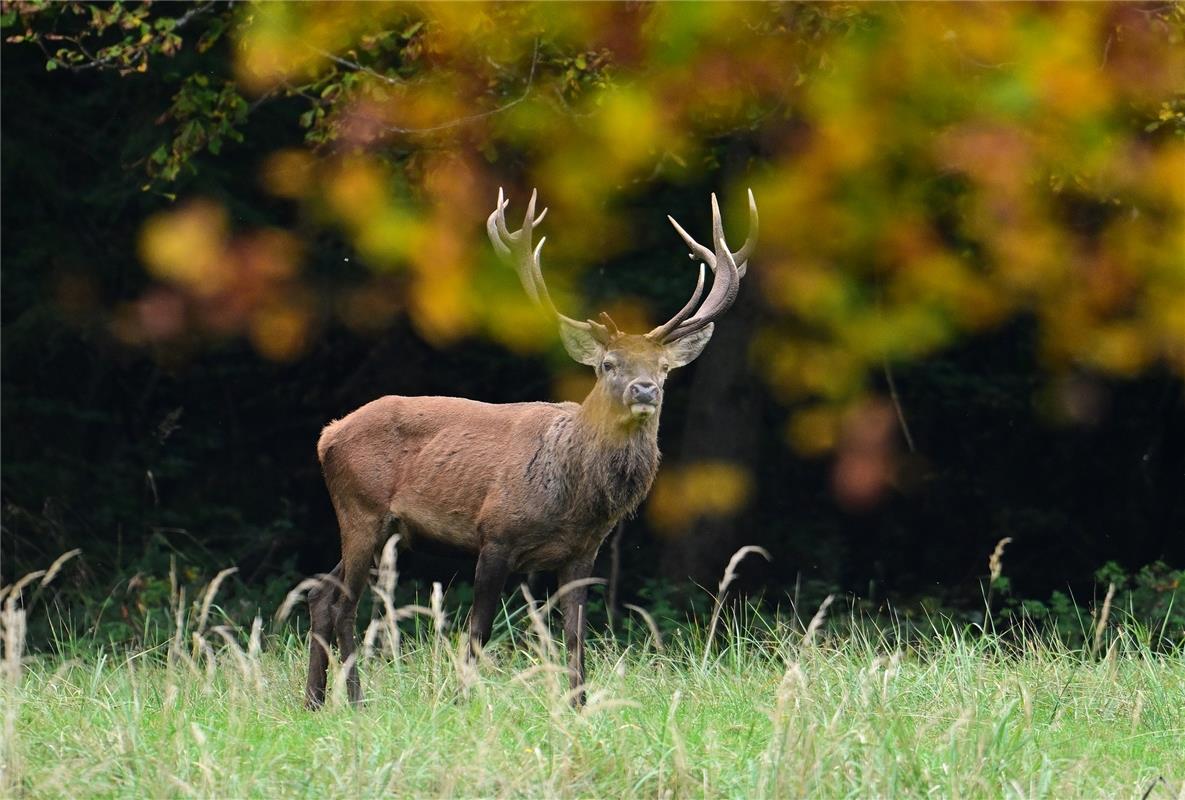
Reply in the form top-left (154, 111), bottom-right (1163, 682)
top-left (305, 188), bottom-right (758, 709)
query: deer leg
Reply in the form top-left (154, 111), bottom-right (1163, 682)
top-left (468, 545), bottom-right (511, 661)
top-left (558, 555), bottom-right (595, 709)
top-left (333, 522), bottom-right (381, 707)
top-left (304, 561), bottom-right (343, 710)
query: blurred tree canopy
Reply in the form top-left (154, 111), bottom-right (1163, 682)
top-left (2, 2), bottom-right (1182, 629)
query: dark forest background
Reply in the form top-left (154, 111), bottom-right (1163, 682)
top-left (2, 2), bottom-right (1182, 645)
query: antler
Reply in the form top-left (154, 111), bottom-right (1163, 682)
top-left (646, 189), bottom-right (758, 344)
top-left (487, 188), bottom-right (615, 344)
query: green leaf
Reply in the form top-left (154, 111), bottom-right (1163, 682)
top-left (45, 58), bottom-right (58, 72)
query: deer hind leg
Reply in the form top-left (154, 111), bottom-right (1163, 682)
top-left (331, 507), bottom-right (386, 706)
top-left (304, 561), bottom-right (343, 710)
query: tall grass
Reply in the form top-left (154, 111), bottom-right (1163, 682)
top-left (3, 550), bottom-right (1183, 798)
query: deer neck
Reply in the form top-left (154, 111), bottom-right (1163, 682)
top-left (549, 386), bottom-right (661, 525)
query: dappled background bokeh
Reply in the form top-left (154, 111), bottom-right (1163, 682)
top-left (3, 2), bottom-right (1183, 641)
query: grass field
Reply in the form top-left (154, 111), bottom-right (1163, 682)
top-left (3, 565), bottom-right (1184, 798)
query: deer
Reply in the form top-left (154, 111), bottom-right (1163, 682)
top-left (304, 188), bottom-right (757, 709)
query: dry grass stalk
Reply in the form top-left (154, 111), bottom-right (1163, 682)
top-left (701, 545), bottom-right (772, 669)
top-left (662, 689), bottom-right (690, 795)
top-left (1, 570), bottom-right (42, 797)
top-left (38, 549), bottom-right (82, 589)
top-left (1130, 691), bottom-right (1144, 734)
top-left (510, 662), bottom-right (570, 686)
top-left (2, 571), bottom-right (47, 615)
top-left (428, 582), bottom-right (447, 684)
top-left (802, 594), bottom-right (835, 647)
top-left (361, 615), bottom-right (385, 663)
top-left (983, 536), bottom-right (1014, 632)
top-left (1104, 633), bottom-right (1121, 679)
top-left (760, 660), bottom-right (808, 795)
top-left (167, 586), bottom-right (198, 674)
top-left (988, 537), bottom-right (1013, 584)
top-left (1, 582), bottom-right (33, 685)
top-left (190, 631), bottom-right (218, 682)
top-left (455, 632), bottom-right (478, 695)
top-left (429, 581), bottom-right (446, 638)
top-left (520, 583), bottom-right (559, 663)
top-left (3, 555), bottom-right (79, 687)
top-left (1090, 582), bottom-right (1116, 659)
top-left (195, 567), bottom-right (238, 635)
top-left (582, 693), bottom-right (642, 718)
top-left (247, 615), bottom-right (262, 661)
top-left (329, 653), bottom-right (357, 708)
top-left (275, 575), bottom-right (342, 625)
top-left (623, 603), bottom-right (665, 653)
top-left (375, 534), bottom-right (399, 597)
top-left (393, 604), bottom-right (435, 622)
top-left (189, 721), bottom-right (216, 789)
top-left (209, 625), bottom-right (252, 683)
top-left (364, 535), bottom-right (402, 661)
top-left (540, 577), bottom-right (607, 616)
top-left (1019, 680), bottom-right (1033, 727)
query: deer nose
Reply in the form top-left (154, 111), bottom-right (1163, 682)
top-left (629, 381), bottom-right (659, 405)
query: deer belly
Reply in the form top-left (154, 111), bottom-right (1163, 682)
top-left (393, 502), bottom-right (481, 554)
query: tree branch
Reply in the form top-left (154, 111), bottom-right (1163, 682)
top-left (882, 356), bottom-right (917, 454)
top-left (381, 38), bottom-right (540, 135)
top-left (46, 2), bottom-right (218, 73)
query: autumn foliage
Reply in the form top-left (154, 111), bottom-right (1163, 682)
top-left (5, 1), bottom-right (1183, 543)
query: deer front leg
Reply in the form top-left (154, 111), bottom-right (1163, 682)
top-left (558, 555), bottom-right (595, 709)
top-left (468, 545), bottom-right (511, 661)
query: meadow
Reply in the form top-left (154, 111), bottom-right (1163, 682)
top-left (3, 555), bottom-right (1183, 799)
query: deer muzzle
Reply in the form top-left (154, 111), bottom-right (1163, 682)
top-left (628, 381), bottom-right (659, 417)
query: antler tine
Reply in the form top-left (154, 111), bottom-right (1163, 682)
top-left (487, 192), bottom-right (511, 254)
top-left (598, 312), bottom-right (621, 339)
top-left (487, 189), bottom-right (610, 342)
top-left (732, 188), bottom-right (759, 277)
top-left (710, 193), bottom-right (725, 261)
top-left (645, 263), bottom-right (706, 342)
top-left (522, 189), bottom-right (538, 240)
top-left (667, 214), bottom-right (716, 269)
top-left (668, 237), bottom-right (741, 341)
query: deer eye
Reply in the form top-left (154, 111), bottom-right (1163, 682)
top-left (601, 359), bottom-right (616, 373)
top-left (659, 361), bottom-right (670, 373)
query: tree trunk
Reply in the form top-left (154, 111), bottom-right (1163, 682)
top-left (659, 283), bottom-right (762, 586)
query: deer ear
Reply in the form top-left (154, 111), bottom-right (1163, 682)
top-left (665, 323), bottom-right (714, 369)
top-left (558, 320), bottom-right (603, 366)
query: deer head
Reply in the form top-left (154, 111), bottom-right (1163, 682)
top-left (487, 189), bottom-right (758, 427)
